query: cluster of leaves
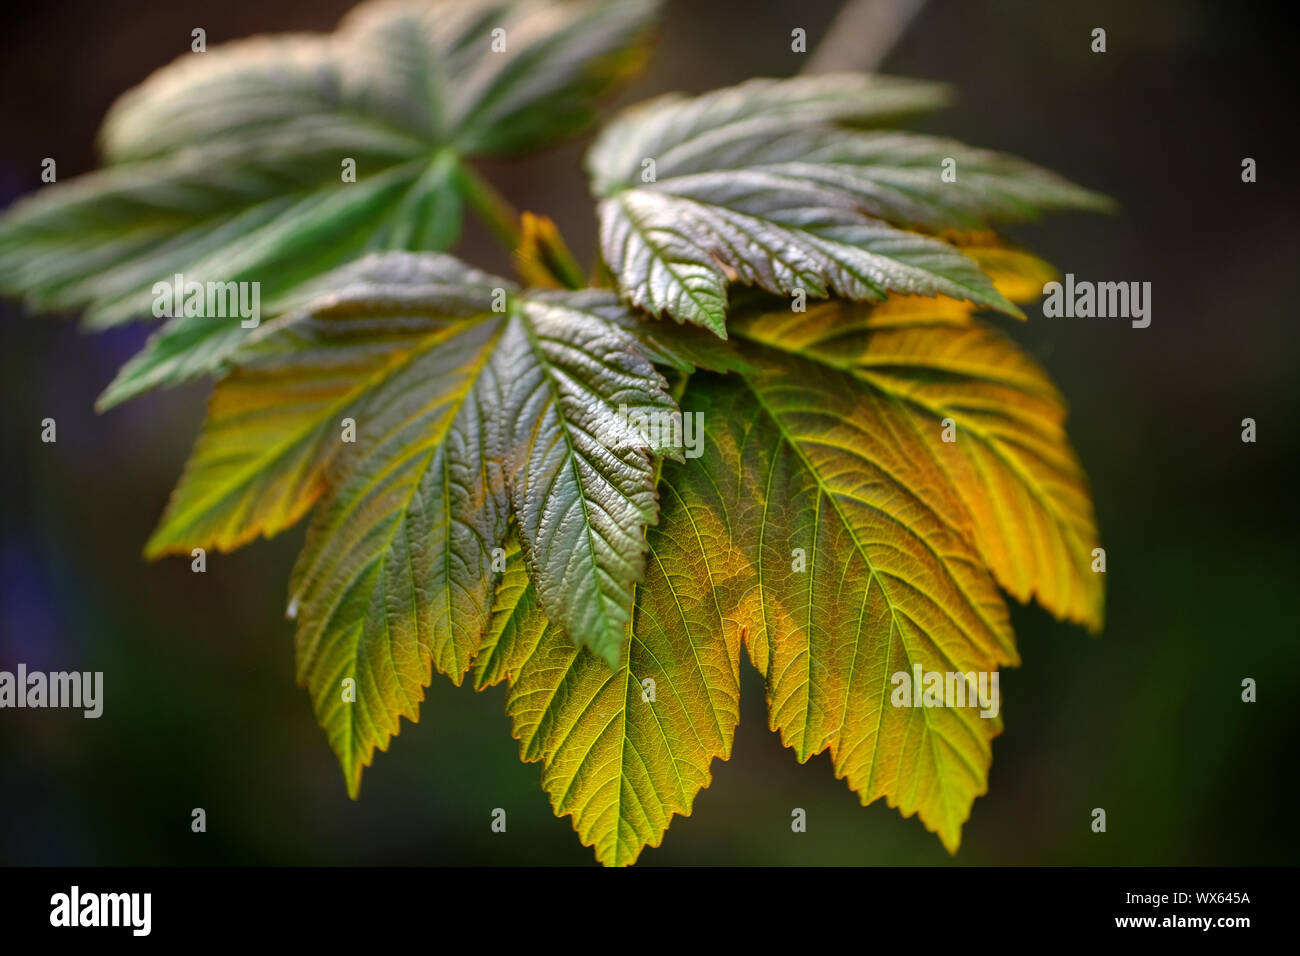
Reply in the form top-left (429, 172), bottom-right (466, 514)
top-left (0, 0), bottom-right (1109, 865)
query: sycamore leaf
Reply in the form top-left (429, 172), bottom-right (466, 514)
top-left (0, 0), bottom-right (1110, 864)
top-left (149, 251), bottom-right (713, 791)
top-left (498, 458), bottom-right (744, 865)
top-left (0, 0), bottom-right (661, 405)
top-left (586, 74), bottom-right (1110, 336)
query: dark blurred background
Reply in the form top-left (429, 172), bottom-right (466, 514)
top-left (1, 0), bottom-right (1296, 866)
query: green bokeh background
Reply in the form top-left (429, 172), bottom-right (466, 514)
top-left (1, 0), bottom-right (1296, 865)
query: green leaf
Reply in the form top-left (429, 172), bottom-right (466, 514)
top-left (99, 0), bottom-right (661, 162)
top-left (500, 288), bottom-right (684, 667)
top-left (153, 251), bottom-right (686, 790)
top-left (0, 0), bottom-right (661, 402)
top-left (586, 75), bottom-right (953, 200)
top-left (587, 74), bottom-right (1110, 335)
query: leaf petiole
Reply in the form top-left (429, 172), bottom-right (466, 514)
top-left (454, 160), bottom-right (524, 252)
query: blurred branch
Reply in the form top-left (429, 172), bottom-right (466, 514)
top-left (802, 0), bottom-right (927, 74)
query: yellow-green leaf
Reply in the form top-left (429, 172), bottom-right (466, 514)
top-left (502, 458), bottom-right (744, 865)
top-left (472, 535), bottom-right (547, 691)
top-left (146, 255), bottom-right (511, 557)
top-left (734, 301), bottom-right (1103, 630)
top-left (678, 359), bottom-right (1017, 852)
top-left (160, 251), bottom-right (695, 792)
